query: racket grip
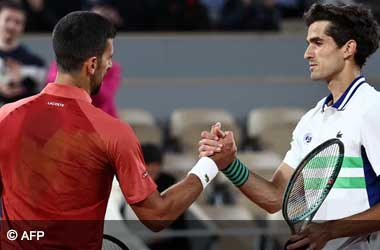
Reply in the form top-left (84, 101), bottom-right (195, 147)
top-left (284, 240), bottom-right (309, 250)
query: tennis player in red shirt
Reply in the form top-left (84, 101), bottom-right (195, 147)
top-left (0, 11), bottom-right (236, 249)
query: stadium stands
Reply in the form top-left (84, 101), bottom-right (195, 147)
top-left (247, 107), bottom-right (306, 156)
top-left (169, 108), bottom-right (241, 154)
top-left (119, 108), bottom-right (162, 146)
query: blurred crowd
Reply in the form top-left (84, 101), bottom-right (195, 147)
top-left (2, 0), bottom-right (379, 32)
top-left (13, 0), bottom-right (311, 32)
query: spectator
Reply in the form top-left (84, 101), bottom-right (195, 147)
top-left (141, 143), bottom-right (191, 250)
top-left (0, 1), bottom-right (45, 104)
top-left (45, 3), bottom-right (122, 117)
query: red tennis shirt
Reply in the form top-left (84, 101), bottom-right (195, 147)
top-left (0, 83), bottom-right (157, 249)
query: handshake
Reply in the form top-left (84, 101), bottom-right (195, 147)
top-left (197, 122), bottom-right (238, 170)
top-left (191, 122), bottom-right (250, 189)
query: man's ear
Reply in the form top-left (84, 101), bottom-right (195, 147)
top-left (85, 56), bottom-right (97, 75)
top-left (343, 39), bottom-right (357, 60)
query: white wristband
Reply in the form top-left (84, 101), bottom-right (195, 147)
top-left (188, 157), bottom-right (219, 189)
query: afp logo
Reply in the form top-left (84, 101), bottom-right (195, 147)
top-left (303, 133), bottom-right (313, 144)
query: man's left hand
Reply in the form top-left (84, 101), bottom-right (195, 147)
top-left (287, 222), bottom-right (332, 250)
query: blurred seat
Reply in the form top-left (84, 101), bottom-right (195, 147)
top-left (247, 107), bottom-right (305, 156)
top-left (119, 108), bottom-right (162, 145)
top-left (170, 108), bottom-right (241, 154)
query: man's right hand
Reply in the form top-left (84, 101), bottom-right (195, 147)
top-left (198, 123), bottom-right (237, 170)
top-left (198, 122), bottom-right (225, 157)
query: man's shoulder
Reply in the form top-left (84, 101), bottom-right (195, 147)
top-left (360, 83), bottom-right (380, 100)
top-left (354, 83), bottom-right (380, 111)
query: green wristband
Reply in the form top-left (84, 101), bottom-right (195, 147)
top-left (222, 159), bottom-right (249, 187)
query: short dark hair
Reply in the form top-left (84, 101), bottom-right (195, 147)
top-left (0, 1), bottom-right (24, 14)
top-left (52, 11), bottom-right (116, 73)
top-left (141, 144), bottom-right (163, 165)
top-left (304, 3), bottom-right (380, 68)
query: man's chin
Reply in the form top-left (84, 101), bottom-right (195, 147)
top-left (310, 73), bottom-right (322, 81)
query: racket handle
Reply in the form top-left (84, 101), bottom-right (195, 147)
top-left (284, 240), bottom-right (309, 250)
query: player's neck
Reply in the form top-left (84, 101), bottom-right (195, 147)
top-left (327, 66), bottom-right (361, 104)
top-left (55, 72), bottom-right (91, 95)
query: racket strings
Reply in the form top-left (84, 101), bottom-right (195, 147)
top-left (286, 144), bottom-right (341, 221)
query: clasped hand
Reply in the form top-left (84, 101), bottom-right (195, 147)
top-left (198, 122), bottom-right (237, 170)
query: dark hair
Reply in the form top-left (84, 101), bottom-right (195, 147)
top-left (0, 1), bottom-right (24, 14)
top-left (52, 11), bottom-right (116, 73)
top-left (304, 3), bottom-right (380, 68)
top-left (141, 144), bottom-right (163, 165)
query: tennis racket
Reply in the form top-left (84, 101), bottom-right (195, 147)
top-left (102, 234), bottom-right (130, 250)
top-left (282, 138), bottom-right (344, 250)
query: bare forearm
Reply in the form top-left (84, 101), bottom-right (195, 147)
top-left (239, 172), bottom-right (284, 213)
top-left (159, 174), bottom-right (202, 220)
top-left (134, 175), bottom-right (203, 232)
top-left (132, 157), bottom-right (220, 232)
top-left (328, 204), bottom-right (380, 240)
top-left (234, 163), bottom-right (293, 213)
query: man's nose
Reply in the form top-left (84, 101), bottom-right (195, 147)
top-left (304, 46), bottom-right (313, 60)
